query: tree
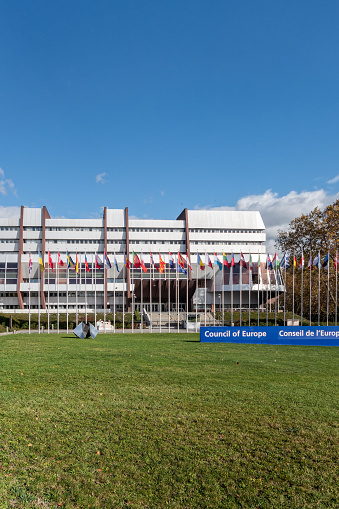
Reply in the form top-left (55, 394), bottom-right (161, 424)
top-left (276, 200), bottom-right (339, 323)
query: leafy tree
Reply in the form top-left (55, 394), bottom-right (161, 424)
top-left (276, 200), bottom-right (339, 323)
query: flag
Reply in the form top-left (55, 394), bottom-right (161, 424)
top-left (223, 252), bottom-right (230, 268)
top-left (299, 254), bottom-right (304, 269)
top-left (197, 253), bottom-right (205, 270)
top-left (29, 253), bottom-right (32, 274)
top-left (322, 252), bottom-right (329, 270)
top-left (96, 254), bottom-right (102, 269)
top-left (293, 255), bottom-right (297, 268)
top-left (48, 251), bottom-right (54, 271)
top-left (335, 252), bottom-right (338, 271)
top-left (39, 252), bottom-right (45, 271)
top-left (104, 251), bottom-right (111, 269)
top-left (249, 253), bottom-right (253, 271)
top-left (177, 261), bottom-right (187, 275)
top-left (308, 255), bottom-right (313, 270)
top-left (58, 252), bottom-right (64, 267)
top-left (239, 252), bottom-right (247, 269)
top-left (231, 253), bottom-right (235, 267)
top-left (214, 253), bottom-right (222, 269)
top-left (272, 253), bottom-right (280, 269)
top-left (169, 252), bottom-right (174, 268)
top-left (67, 251), bottom-right (75, 269)
top-left (133, 252), bottom-right (141, 268)
top-left (313, 252), bottom-right (320, 268)
top-left (85, 254), bottom-right (90, 273)
top-left (150, 252), bottom-right (159, 271)
top-left (205, 253), bottom-right (213, 268)
top-left (159, 254), bottom-right (166, 273)
top-left (178, 252), bottom-right (186, 269)
top-left (140, 255), bottom-right (147, 273)
top-left (75, 253), bottom-right (79, 274)
top-left (186, 252), bottom-right (192, 271)
top-left (114, 256), bottom-right (120, 273)
top-left (125, 254), bottom-right (131, 269)
top-left (280, 253), bottom-right (289, 269)
top-left (265, 253), bottom-right (273, 270)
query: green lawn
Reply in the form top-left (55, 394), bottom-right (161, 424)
top-left (0, 332), bottom-right (338, 508)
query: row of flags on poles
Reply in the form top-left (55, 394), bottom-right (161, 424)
top-left (29, 250), bottom-right (339, 276)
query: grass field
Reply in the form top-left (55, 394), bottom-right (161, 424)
top-left (0, 332), bottom-right (338, 508)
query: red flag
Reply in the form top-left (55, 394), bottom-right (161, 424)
top-left (85, 254), bottom-right (90, 273)
top-left (140, 256), bottom-right (147, 273)
top-left (159, 254), bottom-right (166, 273)
top-left (125, 254), bottom-right (131, 269)
top-left (96, 254), bottom-right (101, 269)
top-left (48, 251), bottom-right (54, 270)
top-left (239, 252), bottom-right (247, 269)
top-left (178, 252), bottom-right (186, 269)
top-left (231, 253), bottom-right (235, 267)
top-left (133, 252), bottom-right (141, 268)
top-left (186, 251), bottom-right (192, 270)
top-left (58, 252), bottom-right (64, 267)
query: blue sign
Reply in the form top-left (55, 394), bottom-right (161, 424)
top-left (200, 326), bottom-right (339, 347)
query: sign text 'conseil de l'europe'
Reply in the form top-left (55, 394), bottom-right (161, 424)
top-left (200, 326), bottom-right (339, 346)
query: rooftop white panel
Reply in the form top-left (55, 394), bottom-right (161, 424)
top-left (106, 209), bottom-right (126, 226)
top-left (187, 210), bottom-right (265, 230)
top-left (129, 219), bottom-right (185, 228)
top-left (23, 208), bottom-right (43, 226)
top-left (47, 218), bottom-right (103, 227)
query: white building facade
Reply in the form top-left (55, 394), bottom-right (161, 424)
top-left (0, 206), bottom-right (282, 315)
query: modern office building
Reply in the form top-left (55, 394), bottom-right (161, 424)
top-left (0, 206), bottom-right (283, 316)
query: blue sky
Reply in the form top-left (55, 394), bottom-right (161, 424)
top-left (1, 1), bottom-right (339, 250)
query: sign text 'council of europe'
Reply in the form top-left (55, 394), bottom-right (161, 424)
top-left (200, 326), bottom-right (339, 347)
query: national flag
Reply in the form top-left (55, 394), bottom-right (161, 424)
top-left (272, 253), bottom-right (280, 269)
top-left (214, 253), bottom-right (222, 269)
top-left (140, 255), bottom-right (147, 273)
top-left (335, 252), bottom-right (338, 271)
top-left (104, 251), bottom-right (111, 270)
top-left (265, 253), bottom-right (273, 270)
top-left (322, 252), bottom-right (329, 270)
top-left (48, 251), bottom-right (54, 271)
top-left (29, 253), bottom-right (32, 274)
top-left (299, 254), bottom-right (304, 269)
top-left (293, 254), bottom-right (297, 268)
top-left (197, 253), bottom-right (205, 270)
top-left (133, 252), bottom-right (141, 268)
top-left (85, 254), bottom-right (90, 273)
top-left (159, 254), bottom-right (166, 273)
top-left (313, 252), bottom-right (320, 268)
top-left (75, 253), bottom-right (79, 274)
top-left (186, 252), bottom-right (192, 271)
top-left (178, 252), bottom-right (186, 269)
top-left (239, 252), bottom-right (247, 269)
top-left (96, 254), bottom-right (102, 269)
top-left (231, 253), bottom-right (235, 267)
top-left (308, 255), bottom-right (313, 270)
top-left (205, 253), bottom-right (213, 268)
top-left (150, 252), bottom-right (159, 271)
top-left (39, 252), bottom-right (45, 271)
top-left (169, 252), bottom-right (174, 268)
top-left (223, 252), bottom-right (231, 268)
top-left (67, 251), bottom-right (75, 269)
top-left (280, 253), bottom-right (289, 269)
top-left (249, 253), bottom-right (253, 271)
top-left (125, 254), bottom-right (131, 269)
top-left (58, 252), bottom-right (64, 267)
top-left (177, 261), bottom-right (187, 275)
top-left (114, 256), bottom-right (120, 273)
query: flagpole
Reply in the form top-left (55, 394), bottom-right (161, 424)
top-left (186, 254), bottom-right (189, 333)
top-left (38, 256), bottom-right (41, 334)
top-left (150, 253), bottom-right (153, 333)
top-left (274, 255), bottom-right (277, 326)
top-left (257, 254), bottom-right (260, 327)
top-left (159, 253), bottom-right (162, 334)
top-left (66, 252), bottom-right (69, 334)
top-left (292, 251), bottom-right (295, 324)
top-left (309, 253), bottom-right (312, 326)
top-left (113, 252), bottom-right (116, 333)
top-left (168, 255), bottom-right (171, 333)
top-left (301, 250), bottom-right (304, 326)
top-left (266, 258), bottom-right (269, 327)
top-left (57, 254), bottom-right (59, 334)
top-left (122, 260), bottom-right (125, 334)
top-left (28, 257), bottom-right (31, 334)
top-left (327, 252), bottom-right (330, 327)
top-left (222, 254), bottom-right (224, 326)
top-left (231, 258), bottom-right (233, 326)
top-left (204, 251), bottom-right (207, 327)
top-left (318, 252), bottom-right (321, 326)
top-left (47, 252), bottom-right (50, 334)
top-left (283, 255), bottom-right (286, 327)
top-left (195, 257), bottom-right (198, 332)
top-left (141, 252), bottom-right (144, 333)
top-left (248, 253), bottom-right (251, 327)
top-left (177, 257), bottom-right (179, 332)
top-left (94, 253), bottom-right (97, 328)
top-left (85, 253), bottom-right (87, 324)
top-left (336, 251), bottom-right (338, 326)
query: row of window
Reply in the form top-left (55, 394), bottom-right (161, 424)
top-left (189, 229), bottom-right (262, 234)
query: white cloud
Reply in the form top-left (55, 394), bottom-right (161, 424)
top-left (207, 189), bottom-right (339, 254)
top-left (0, 206), bottom-right (20, 218)
top-left (96, 172), bottom-right (107, 184)
top-left (0, 168), bottom-right (17, 197)
top-left (327, 174), bottom-right (339, 184)
top-left (160, 190), bottom-right (165, 197)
